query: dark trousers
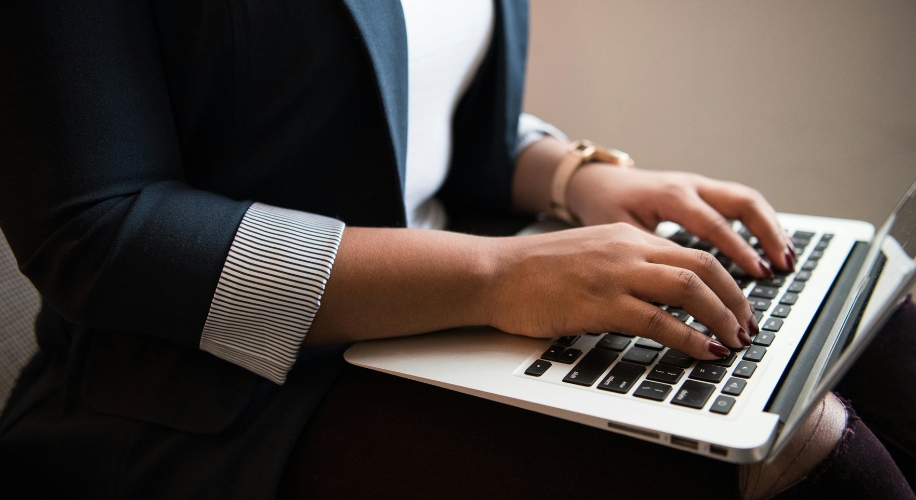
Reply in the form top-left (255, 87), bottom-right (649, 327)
top-left (277, 300), bottom-right (916, 499)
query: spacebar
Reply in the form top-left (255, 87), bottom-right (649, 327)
top-left (563, 349), bottom-right (618, 387)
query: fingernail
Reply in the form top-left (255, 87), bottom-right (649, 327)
top-left (747, 312), bottom-right (760, 335)
top-left (787, 242), bottom-right (798, 260)
top-left (758, 259), bottom-right (775, 279)
top-left (784, 251), bottom-right (796, 272)
top-left (738, 326), bottom-right (752, 346)
top-left (708, 340), bottom-right (731, 358)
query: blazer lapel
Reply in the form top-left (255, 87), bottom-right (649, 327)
top-left (339, 0), bottom-right (409, 191)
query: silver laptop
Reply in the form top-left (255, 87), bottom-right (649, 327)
top-left (345, 178), bottom-right (916, 463)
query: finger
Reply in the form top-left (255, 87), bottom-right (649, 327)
top-left (608, 296), bottom-right (732, 361)
top-left (625, 262), bottom-right (751, 348)
top-left (644, 247), bottom-right (759, 337)
top-left (672, 193), bottom-right (774, 279)
top-left (697, 180), bottom-right (796, 272)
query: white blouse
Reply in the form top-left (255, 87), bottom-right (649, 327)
top-left (400, 0), bottom-right (495, 229)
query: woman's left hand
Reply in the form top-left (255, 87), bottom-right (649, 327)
top-left (566, 163), bottom-right (796, 279)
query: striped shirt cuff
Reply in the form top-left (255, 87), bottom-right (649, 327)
top-left (200, 202), bottom-right (345, 384)
top-left (513, 113), bottom-right (569, 159)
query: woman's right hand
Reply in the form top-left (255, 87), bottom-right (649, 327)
top-left (487, 222), bottom-right (758, 360)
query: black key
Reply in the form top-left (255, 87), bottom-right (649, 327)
top-left (792, 237), bottom-right (811, 247)
top-left (821, 233), bottom-right (834, 241)
top-left (540, 345), bottom-right (565, 361)
top-left (596, 333), bottom-right (631, 352)
top-left (788, 281), bottom-right (805, 293)
top-left (622, 347), bottom-right (659, 365)
top-left (808, 250), bottom-right (824, 261)
top-left (733, 361), bottom-right (757, 378)
top-left (752, 331), bottom-right (775, 347)
top-left (635, 337), bottom-right (665, 350)
top-left (802, 260), bottom-right (818, 271)
top-left (667, 308), bottom-right (690, 322)
top-left (647, 366), bottom-right (685, 384)
top-left (762, 318), bottom-right (783, 332)
top-left (671, 380), bottom-right (716, 409)
top-left (633, 381), bottom-right (673, 401)
top-left (749, 298), bottom-right (772, 311)
top-left (754, 310), bottom-right (764, 324)
top-left (750, 286), bottom-right (779, 300)
top-left (794, 270), bottom-right (812, 282)
top-left (758, 276), bottom-right (786, 287)
top-left (670, 230), bottom-right (697, 247)
top-left (706, 351), bottom-right (737, 367)
top-left (743, 346), bottom-right (766, 362)
top-left (689, 363), bottom-right (728, 383)
top-left (658, 349), bottom-right (695, 369)
top-left (556, 336), bottom-right (579, 347)
top-left (525, 360), bottom-right (551, 377)
top-left (793, 231), bottom-right (815, 240)
top-left (722, 377), bottom-right (747, 396)
top-left (690, 322), bottom-right (710, 336)
top-left (693, 240), bottom-right (714, 252)
top-left (716, 254), bottom-right (733, 268)
top-left (738, 226), bottom-right (754, 241)
top-left (563, 349), bottom-right (619, 386)
top-left (771, 305), bottom-right (791, 318)
top-left (794, 244), bottom-right (807, 254)
top-left (710, 395), bottom-right (736, 415)
top-left (735, 278), bottom-right (752, 290)
top-left (815, 240), bottom-right (830, 250)
top-left (780, 293), bottom-right (799, 305)
top-left (558, 349), bottom-right (582, 364)
top-left (611, 331), bottom-right (635, 338)
top-left (597, 362), bottom-right (646, 394)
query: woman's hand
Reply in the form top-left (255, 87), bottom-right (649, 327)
top-left (488, 223), bottom-right (756, 359)
top-left (567, 164), bottom-right (796, 278)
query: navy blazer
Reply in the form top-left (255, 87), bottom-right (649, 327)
top-left (0, 0), bottom-right (528, 495)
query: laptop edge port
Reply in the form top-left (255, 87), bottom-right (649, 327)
top-left (670, 435), bottom-right (699, 449)
top-left (709, 444), bottom-right (729, 457)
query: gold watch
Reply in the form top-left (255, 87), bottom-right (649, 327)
top-left (549, 139), bottom-right (634, 225)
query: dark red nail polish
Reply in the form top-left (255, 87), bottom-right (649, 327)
top-left (708, 340), bottom-right (731, 358)
top-left (758, 259), bottom-right (774, 279)
top-left (787, 243), bottom-right (797, 260)
top-left (738, 326), bottom-right (752, 346)
top-left (747, 313), bottom-right (760, 335)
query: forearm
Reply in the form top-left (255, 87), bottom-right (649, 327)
top-left (304, 227), bottom-right (498, 346)
top-left (510, 136), bottom-right (568, 214)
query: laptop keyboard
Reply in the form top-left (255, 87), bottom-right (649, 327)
top-left (520, 226), bottom-right (834, 416)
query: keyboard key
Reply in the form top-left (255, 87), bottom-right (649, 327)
top-left (793, 231), bottom-right (815, 240)
top-left (597, 362), bottom-right (646, 394)
top-left (762, 318), bottom-right (783, 332)
top-left (802, 260), bottom-right (818, 271)
top-left (808, 250), bottom-right (824, 261)
top-left (540, 345), bottom-right (565, 361)
top-left (622, 347), bottom-right (659, 365)
top-left (743, 346), bottom-right (766, 362)
top-left (706, 351), bottom-right (737, 367)
top-left (758, 276), bottom-right (786, 287)
top-left (612, 331), bottom-right (635, 338)
top-left (749, 298), bottom-right (772, 311)
top-left (716, 254), bottom-right (733, 268)
top-left (693, 239), bottom-right (714, 252)
top-left (788, 281), bottom-right (805, 293)
top-left (690, 322), bottom-right (710, 336)
top-left (750, 286), bottom-right (779, 300)
top-left (634, 381), bottom-right (673, 401)
top-left (780, 293), bottom-right (799, 305)
top-left (754, 310), bottom-right (764, 324)
top-left (771, 305), bottom-right (791, 318)
top-left (821, 233), bottom-right (834, 241)
top-left (558, 349), bottom-right (582, 364)
top-left (722, 377), bottom-right (747, 396)
top-left (596, 333), bottom-right (631, 352)
top-left (647, 366), bottom-right (685, 384)
top-left (525, 360), bottom-right (551, 377)
top-left (671, 380), bottom-right (716, 409)
top-left (689, 363), bottom-right (728, 383)
top-left (563, 349), bottom-right (619, 386)
top-left (670, 230), bottom-right (698, 247)
top-left (752, 331), bottom-right (775, 347)
top-left (794, 270), bottom-right (812, 282)
top-left (710, 395), bottom-right (736, 415)
top-left (635, 337), bottom-right (665, 350)
top-left (658, 349), bottom-right (695, 369)
top-left (733, 361), bottom-right (757, 378)
top-left (735, 278), bottom-right (752, 289)
top-left (667, 308), bottom-right (690, 322)
top-left (815, 240), bottom-right (829, 251)
top-left (556, 336), bottom-right (579, 347)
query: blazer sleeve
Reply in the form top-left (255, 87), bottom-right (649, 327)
top-left (0, 0), bottom-right (341, 384)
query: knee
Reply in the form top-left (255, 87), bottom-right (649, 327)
top-left (739, 392), bottom-right (847, 500)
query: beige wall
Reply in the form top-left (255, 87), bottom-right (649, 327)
top-left (524, 0), bottom-right (916, 227)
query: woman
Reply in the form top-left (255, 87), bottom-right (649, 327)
top-left (0, 0), bottom-right (913, 498)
